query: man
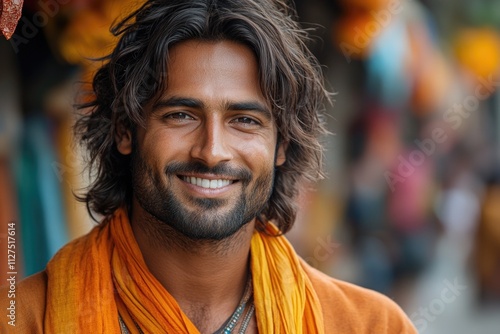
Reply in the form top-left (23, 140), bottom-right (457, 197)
top-left (1, 0), bottom-right (417, 332)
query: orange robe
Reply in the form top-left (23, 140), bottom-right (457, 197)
top-left (0, 209), bottom-right (416, 333)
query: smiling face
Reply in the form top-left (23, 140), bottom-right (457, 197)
top-left (117, 40), bottom-right (286, 240)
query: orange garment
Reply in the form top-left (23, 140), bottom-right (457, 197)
top-left (0, 209), bottom-right (417, 333)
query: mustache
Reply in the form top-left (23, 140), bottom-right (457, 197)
top-left (165, 161), bottom-right (252, 183)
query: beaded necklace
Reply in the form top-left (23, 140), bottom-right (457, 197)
top-left (119, 276), bottom-right (255, 334)
top-left (213, 274), bottom-right (254, 334)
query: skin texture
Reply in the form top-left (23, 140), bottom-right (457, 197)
top-left (116, 40), bottom-right (286, 333)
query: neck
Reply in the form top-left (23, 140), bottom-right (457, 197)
top-left (129, 201), bottom-right (255, 332)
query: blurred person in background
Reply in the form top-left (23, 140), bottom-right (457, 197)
top-left (0, 0), bottom-right (417, 333)
top-left (474, 173), bottom-right (500, 305)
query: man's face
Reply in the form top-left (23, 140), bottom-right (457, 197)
top-left (118, 40), bottom-right (286, 240)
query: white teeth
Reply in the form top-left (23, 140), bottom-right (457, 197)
top-left (182, 176), bottom-right (232, 189)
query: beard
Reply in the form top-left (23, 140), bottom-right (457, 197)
top-left (131, 151), bottom-right (275, 241)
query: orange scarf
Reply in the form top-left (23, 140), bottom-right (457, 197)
top-left (45, 209), bottom-right (324, 333)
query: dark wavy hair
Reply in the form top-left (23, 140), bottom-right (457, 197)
top-left (75, 0), bottom-right (330, 234)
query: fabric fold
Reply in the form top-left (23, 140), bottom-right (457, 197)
top-left (44, 208), bottom-right (324, 333)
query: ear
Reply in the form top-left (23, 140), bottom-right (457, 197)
top-left (275, 140), bottom-right (287, 167)
top-left (116, 125), bottom-right (132, 155)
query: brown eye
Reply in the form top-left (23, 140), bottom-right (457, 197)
top-left (163, 112), bottom-right (195, 120)
top-left (233, 117), bottom-right (259, 125)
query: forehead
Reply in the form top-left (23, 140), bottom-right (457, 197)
top-left (160, 39), bottom-right (269, 108)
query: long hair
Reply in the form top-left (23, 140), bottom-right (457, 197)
top-left (75, 0), bottom-right (330, 234)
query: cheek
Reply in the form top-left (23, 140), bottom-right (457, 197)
top-left (137, 141), bottom-right (167, 176)
top-left (236, 140), bottom-right (277, 171)
top-left (142, 129), bottom-right (188, 161)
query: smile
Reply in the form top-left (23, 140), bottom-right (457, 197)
top-left (181, 176), bottom-right (234, 189)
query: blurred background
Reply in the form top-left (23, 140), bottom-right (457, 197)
top-left (1, 0), bottom-right (499, 332)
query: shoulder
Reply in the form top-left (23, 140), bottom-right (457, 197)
top-left (0, 271), bottom-right (47, 333)
top-left (301, 259), bottom-right (417, 334)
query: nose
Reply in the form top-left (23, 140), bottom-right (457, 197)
top-left (190, 117), bottom-right (233, 167)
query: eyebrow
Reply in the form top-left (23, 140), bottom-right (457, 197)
top-left (152, 97), bottom-right (204, 111)
top-left (225, 101), bottom-right (272, 120)
top-left (152, 96), bottom-right (272, 120)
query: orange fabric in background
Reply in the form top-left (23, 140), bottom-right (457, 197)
top-left (58, 0), bottom-right (143, 66)
top-left (454, 28), bottom-right (500, 80)
top-left (55, 0), bottom-right (145, 104)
